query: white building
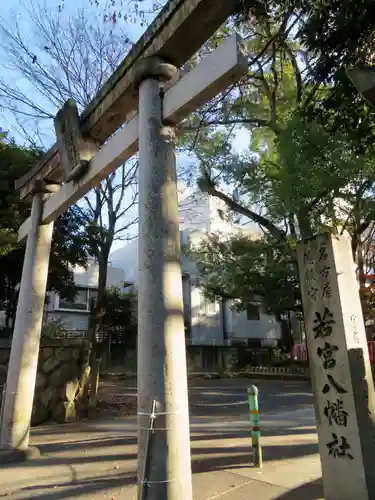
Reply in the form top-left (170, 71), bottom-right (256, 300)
top-left (109, 190), bottom-right (281, 346)
top-left (45, 190), bottom-right (281, 345)
top-left (44, 259), bottom-right (125, 333)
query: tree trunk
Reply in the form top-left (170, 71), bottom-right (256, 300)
top-left (296, 209), bottom-right (312, 239)
top-left (87, 250), bottom-right (109, 414)
top-left (289, 214), bottom-right (297, 237)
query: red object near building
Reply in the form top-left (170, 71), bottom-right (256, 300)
top-left (293, 342), bottom-right (375, 363)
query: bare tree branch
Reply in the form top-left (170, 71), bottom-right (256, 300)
top-left (198, 173), bottom-right (287, 242)
top-left (0, 4), bottom-right (140, 357)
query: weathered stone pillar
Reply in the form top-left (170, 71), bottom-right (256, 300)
top-left (297, 232), bottom-right (375, 500)
top-left (0, 182), bottom-right (54, 460)
top-left (134, 57), bottom-right (193, 499)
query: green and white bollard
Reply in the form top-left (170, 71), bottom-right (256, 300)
top-left (248, 385), bottom-right (263, 468)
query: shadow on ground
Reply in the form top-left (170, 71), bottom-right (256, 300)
top-left (2, 379), bottom-right (319, 498)
top-left (36, 435), bottom-right (137, 455)
top-left (273, 479), bottom-right (323, 500)
top-left (191, 442), bottom-right (318, 474)
top-left (7, 473), bottom-right (137, 500)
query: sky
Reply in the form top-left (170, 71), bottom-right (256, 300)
top-left (0, 0), bottom-right (249, 148)
top-left (0, 0), bottom-right (150, 145)
top-left (0, 0), bottom-right (251, 252)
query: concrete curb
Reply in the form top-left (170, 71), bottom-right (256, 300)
top-left (102, 366), bottom-right (310, 382)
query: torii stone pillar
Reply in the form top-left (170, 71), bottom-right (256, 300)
top-left (0, 181), bottom-right (54, 460)
top-left (134, 58), bottom-right (193, 499)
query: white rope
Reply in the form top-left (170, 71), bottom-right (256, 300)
top-left (137, 409), bottom-right (182, 416)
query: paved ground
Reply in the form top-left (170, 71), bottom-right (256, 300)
top-left (0, 378), bottom-right (323, 499)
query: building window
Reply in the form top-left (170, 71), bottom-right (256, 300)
top-left (57, 288), bottom-right (89, 311)
top-left (199, 293), bottom-right (216, 314)
top-left (77, 320), bottom-right (87, 331)
top-left (206, 300), bottom-right (216, 314)
top-left (246, 303), bottom-right (260, 321)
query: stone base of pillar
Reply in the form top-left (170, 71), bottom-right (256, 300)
top-left (0, 445), bottom-right (40, 464)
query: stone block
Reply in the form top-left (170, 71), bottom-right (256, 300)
top-left (30, 342), bottom-right (89, 425)
top-left (39, 387), bottom-right (58, 408)
top-left (71, 348), bottom-right (81, 360)
top-left (68, 361), bottom-right (80, 377)
top-left (51, 401), bottom-right (77, 423)
top-left (60, 377), bottom-right (79, 402)
top-left (35, 372), bottom-right (47, 390)
top-left (31, 402), bottom-right (50, 426)
top-left (40, 347), bottom-right (54, 360)
top-left (42, 357), bottom-right (60, 374)
top-left (49, 363), bottom-right (75, 388)
top-left (55, 347), bottom-right (72, 362)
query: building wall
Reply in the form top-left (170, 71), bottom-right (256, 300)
top-left (46, 311), bottom-right (90, 333)
top-left (107, 191), bottom-right (281, 345)
top-left (189, 284), bottom-right (223, 345)
top-left (230, 309), bottom-right (281, 344)
top-left (110, 232), bottom-right (195, 281)
top-left (179, 191), bottom-right (211, 232)
top-left (45, 260), bottom-right (125, 332)
top-left (73, 260), bottom-right (125, 288)
top-left (179, 190), bottom-right (247, 235)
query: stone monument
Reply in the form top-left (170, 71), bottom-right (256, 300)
top-left (297, 232), bottom-right (375, 500)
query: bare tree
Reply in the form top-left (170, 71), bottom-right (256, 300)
top-left (0, 2), bottom-right (138, 404)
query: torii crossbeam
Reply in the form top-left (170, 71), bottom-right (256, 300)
top-left (18, 36), bottom-right (246, 241)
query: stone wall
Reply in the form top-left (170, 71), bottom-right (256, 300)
top-left (0, 339), bottom-right (90, 426)
top-left (118, 346), bottom-right (307, 374)
top-left (186, 346), bottom-right (238, 372)
top-left (120, 346), bottom-right (239, 374)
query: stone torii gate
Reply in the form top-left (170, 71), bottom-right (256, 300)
top-left (2, 1), bottom-right (375, 499)
top-left (0, 0), bottom-right (248, 495)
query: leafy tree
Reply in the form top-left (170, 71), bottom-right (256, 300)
top-left (191, 233), bottom-right (300, 318)
top-left (0, 134), bottom-right (90, 331)
top-left (178, 10), bottom-right (318, 241)
top-left (102, 285), bottom-right (137, 345)
top-left (0, 132), bottom-right (40, 252)
top-left (41, 317), bottom-right (67, 340)
top-left (174, 4), bottom-right (374, 243)
top-left (176, 7), bottom-right (375, 332)
top-left (295, 0), bottom-right (375, 147)
top-left (192, 109), bottom-right (375, 323)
